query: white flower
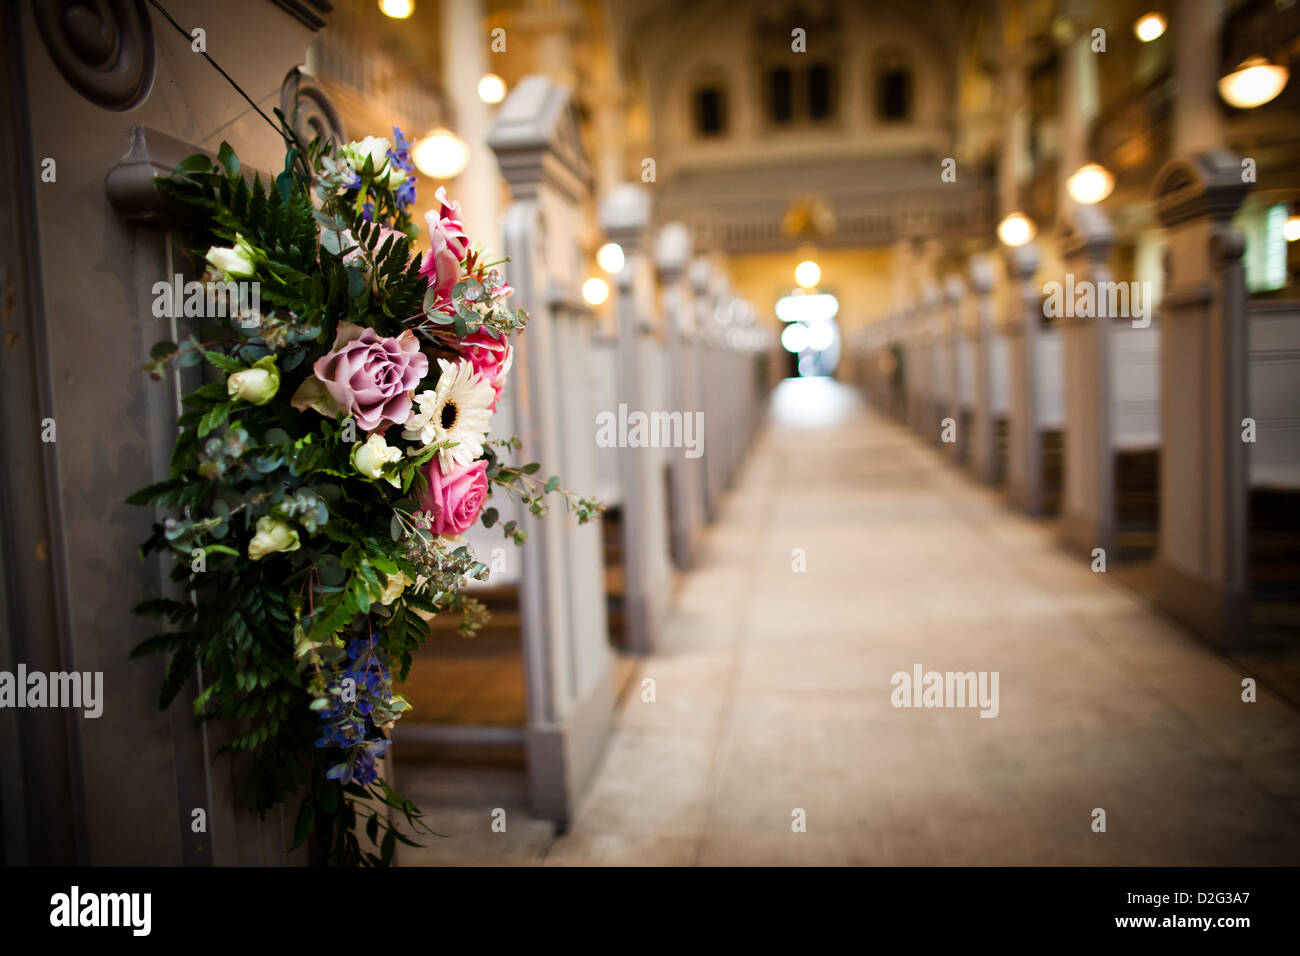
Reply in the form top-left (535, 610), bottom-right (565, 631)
top-left (206, 243), bottom-right (254, 278)
top-left (351, 432), bottom-right (403, 487)
top-left (247, 516), bottom-right (300, 561)
top-left (402, 358), bottom-right (495, 470)
top-left (379, 571), bottom-right (412, 606)
top-left (342, 136), bottom-right (392, 175)
top-left (226, 356), bottom-right (280, 405)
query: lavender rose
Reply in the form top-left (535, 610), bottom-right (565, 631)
top-left (417, 458), bottom-right (489, 537)
top-left (312, 321), bottom-right (428, 432)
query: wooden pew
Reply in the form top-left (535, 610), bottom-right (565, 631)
top-left (481, 75), bottom-right (614, 826)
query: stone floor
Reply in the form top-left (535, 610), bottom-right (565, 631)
top-left (396, 377), bottom-right (1300, 865)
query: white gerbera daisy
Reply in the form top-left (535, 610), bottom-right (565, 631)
top-left (403, 358), bottom-right (495, 469)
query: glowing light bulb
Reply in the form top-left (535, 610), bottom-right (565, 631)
top-left (478, 73), bottom-right (506, 104)
top-left (1218, 57), bottom-right (1289, 109)
top-left (412, 128), bottom-right (470, 179)
top-left (582, 277), bottom-right (610, 305)
top-left (1134, 13), bottom-right (1165, 42)
top-left (781, 323), bottom-right (810, 353)
top-left (795, 260), bottom-right (821, 288)
top-left (596, 242), bottom-right (625, 274)
top-left (1067, 163), bottom-right (1115, 204)
top-left (379, 0), bottom-right (414, 19)
top-left (997, 212), bottom-right (1036, 247)
top-left (1284, 215), bottom-right (1300, 242)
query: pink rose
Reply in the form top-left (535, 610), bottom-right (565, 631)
top-left (312, 322), bottom-right (428, 432)
top-left (418, 458), bottom-right (489, 537)
top-left (459, 329), bottom-right (513, 412)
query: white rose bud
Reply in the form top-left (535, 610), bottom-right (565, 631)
top-left (206, 244), bottom-right (255, 278)
top-left (351, 432), bottom-right (403, 487)
top-left (226, 356), bottom-right (280, 405)
top-left (247, 516), bottom-right (301, 561)
top-left (379, 571), bottom-right (412, 606)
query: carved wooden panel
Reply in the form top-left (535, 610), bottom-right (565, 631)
top-left (33, 0), bottom-right (155, 110)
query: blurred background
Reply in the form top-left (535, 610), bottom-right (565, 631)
top-left (2, 0), bottom-right (1299, 865)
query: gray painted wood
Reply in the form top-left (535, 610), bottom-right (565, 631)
top-left (488, 75), bottom-right (613, 829)
top-left (1151, 149), bottom-right (1252, 647)
top-left (1003, 242), bottom-right (1045, 515)
top-left (1060, 207), bottom-right (1117, 558)
top-left (4, 0), bottom-right (320, 864)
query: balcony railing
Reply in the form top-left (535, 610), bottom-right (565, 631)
top-left (660, 185), bottom-right (997, 254)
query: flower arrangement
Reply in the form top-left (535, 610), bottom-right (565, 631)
top-left (129, 122), bottom-right (600, 865)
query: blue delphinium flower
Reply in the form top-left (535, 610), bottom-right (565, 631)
top-left (316, 637), bottom-right (407, 785)
top-left (388, 126), bottom-right (417, 214)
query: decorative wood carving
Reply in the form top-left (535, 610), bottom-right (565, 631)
top-left (280, 65), bottom-right (345, 148)
top-left (33, 0), bottom-right (156, 110)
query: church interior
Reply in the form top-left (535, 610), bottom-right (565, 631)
top-left (2, 0), bottom-right (1299, 869)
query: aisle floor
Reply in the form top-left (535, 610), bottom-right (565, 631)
top-left (397, 377), bottom-right (1300, 865)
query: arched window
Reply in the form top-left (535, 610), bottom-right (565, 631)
top-left (691, 71), bottom-right (729, 137)
top-left (807, 62), bottom-right (835, 120)
top-left (765, 66), bottom-right (795, 124)
top-left (874, 49), bottom-right (913, 123)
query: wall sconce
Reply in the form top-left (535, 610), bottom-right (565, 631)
top-left (1218, 56), bottom-right (1290, 109)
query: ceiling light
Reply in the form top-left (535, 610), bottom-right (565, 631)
top-left (997, 212), bottom-right (1036, 247)
top-left (596, 242), bottom-right (625, 275)
top-left (1218, 57), bottom-right (1289, 109)
top-left (411, 128), bottom-right (470, 179)
top-left (794, 260), bottom-right (821, 288)
top-left (478, 73), bottom-right (506, 105)
top-left (1067, 163), bottom-right (1115, 204)
top-left (1134, 13), bottom-right (1165, 42)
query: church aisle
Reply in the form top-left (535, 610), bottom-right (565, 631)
top-left (398, 377), bottom-right (1300, 865)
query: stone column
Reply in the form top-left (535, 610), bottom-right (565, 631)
top-left (1151, 152), bottom-right (1251, 646)
top-left (1060, 206), bottom-right (1117, 557)
top-left (1003, 242), bottom-right (1045, 514)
